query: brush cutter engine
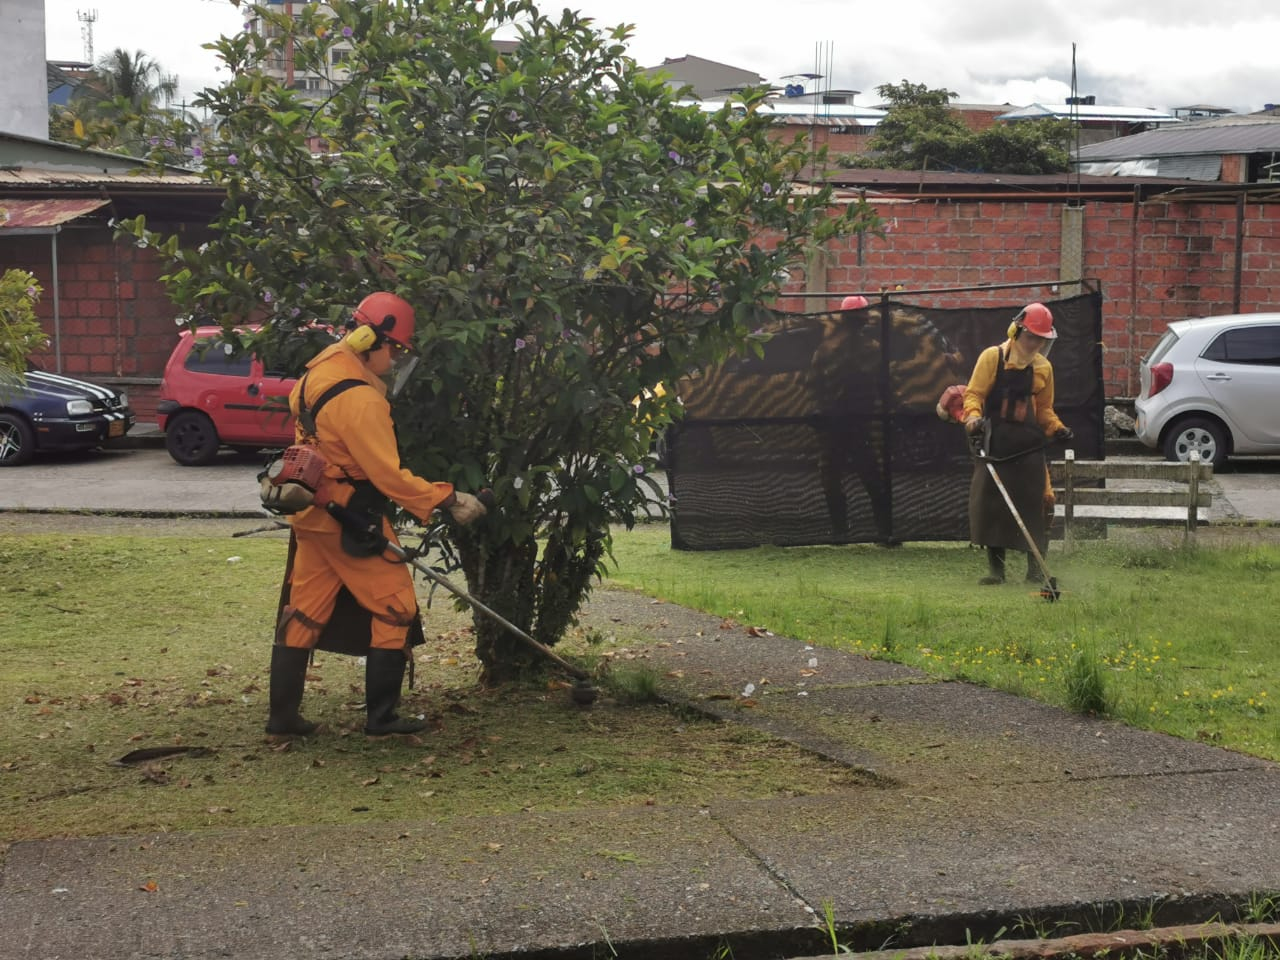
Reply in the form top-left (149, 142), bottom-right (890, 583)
top-left (259, 445), bottom-right (328, 515)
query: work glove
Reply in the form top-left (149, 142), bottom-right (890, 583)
top-left (447, 491), bottom-right (487, 525)
top-left (1053, 426), bottom-right (1074, 443)
top-left (964, 416), bottom-right (987, 436)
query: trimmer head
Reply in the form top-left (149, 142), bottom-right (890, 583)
top-left (1039, 577), bottom-right (1061, 602)
top-left (570, 677), bottom-right (599, 706)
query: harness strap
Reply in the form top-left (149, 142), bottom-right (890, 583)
top-left (297, 375), bottom-right (368, 438)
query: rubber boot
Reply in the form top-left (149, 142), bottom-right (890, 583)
top-left (979, 547), bottom-right (1006, 585)
top-left (266, 645), bottom-right (318, 736)
top-left (364, 648), bottom-right (428, 736)
top-left (1026, 546), bottom-right (1044, 582)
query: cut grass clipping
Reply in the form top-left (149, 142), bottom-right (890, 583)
top-left (0, 531), bottom-right (854, 842)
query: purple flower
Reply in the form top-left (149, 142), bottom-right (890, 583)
top-left (632, 464), bottom-right (644, 475)
top-left (514, 338), bottom-right (527, 351)
top-left (263, 291), bottom-right (274, 303)
top-left (684, 218), bottom-right (696, 228)
top-left (192, 147), bottom-right (203, 158)
top-left (227, 154), bottom-right (239, 166)
top-left (668, 150), bottom-right (682, 163)
top-left (25, 286), bottom-right (37, 298)
top-left (762, 183), bottom-right (773, 195)
top-left (508, 110), bottom-right (519, 122)
top-left (342, 26), bottom-right (353, 37)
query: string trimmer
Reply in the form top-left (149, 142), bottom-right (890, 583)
top-left (974, 424), bottom-right (1061, 602)
top-left (324, 499), bottom-right (600, 704)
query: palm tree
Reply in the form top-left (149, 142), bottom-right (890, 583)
top-left (53, 49), bottom-right (185, 157)
top-left (91, 48), bottom-right (179, 112)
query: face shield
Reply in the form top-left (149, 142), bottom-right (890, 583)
top-left (1018, 328), bottom-right (1056, 360)
top-left (385, 340), bottom-right (420, 398)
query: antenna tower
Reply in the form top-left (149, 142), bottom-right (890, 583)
top-left (78, 9), bottom-right (98, 64)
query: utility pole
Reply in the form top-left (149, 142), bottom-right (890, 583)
top-left (77, 8), bottom-right (98, 64)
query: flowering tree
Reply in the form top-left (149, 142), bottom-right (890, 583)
top-left (0, 271), bottom-right (48, 391)
top-left (120, 0), bottom-right (880, 682)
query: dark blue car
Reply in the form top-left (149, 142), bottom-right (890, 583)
top-left (0, 367), bottom-right (135, 466)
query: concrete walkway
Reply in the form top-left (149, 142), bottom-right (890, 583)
top-left (2, 440), bottom-right (1279, 959)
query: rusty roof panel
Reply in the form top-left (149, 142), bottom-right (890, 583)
top-left (0, 168), bottom-right (208, 187)
top-left (0, 197), bottom-right (110, 229)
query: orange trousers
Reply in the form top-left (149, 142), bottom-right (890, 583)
top-left (278, 518), bottom-right (418, 651)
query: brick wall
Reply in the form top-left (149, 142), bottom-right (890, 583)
top-left (3, 223), bottom-right (199, 424)
top-left (7, 192), bottom-right (1280, 416)
top-left (785, 193), bottom-right (1280, 399)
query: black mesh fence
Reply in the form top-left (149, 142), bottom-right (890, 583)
top-left (666, 290), bottom-right (1105, 550)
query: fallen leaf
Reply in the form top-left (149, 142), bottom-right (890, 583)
top-left (139, 880), bottom-right (159, 893)
top-left (485, 842), bottom-right (503, 852)
top-left (361, 776), bottom-right (380, 787)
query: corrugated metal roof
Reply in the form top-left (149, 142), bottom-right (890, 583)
top-left (0, 197), bottom-right (110, 229)
top-left (0, 167), bottom-right (211, 188)
top-left (998, 102), bottom-right (1180, 124)
top-left (681, 98), bottom-right (886, 124)
top-left (1076, 115), bottom-right (1280, 160)
top-left (1077, 156), bottom-right (1223, 181)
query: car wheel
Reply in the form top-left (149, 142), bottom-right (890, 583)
top-left (0, 413), bottom-right (36, 466)
top-left (165, 410), bottom-right (221, 466)
top-left (1162, 416), bottom-right (1228, 467)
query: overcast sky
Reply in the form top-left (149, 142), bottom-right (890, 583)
top-left (42, 0), bottom-right (1280, 114)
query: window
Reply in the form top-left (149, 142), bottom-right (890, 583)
top-left (185, 345), bottom-right (253, 377)
top-left (1202, 325), bottom-right (1280, 365)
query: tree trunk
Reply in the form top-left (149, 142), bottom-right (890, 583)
top-left (462, 537), bottom-right (539, 686)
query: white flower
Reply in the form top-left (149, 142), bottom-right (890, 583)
top-left (742, 682), bottom-right (755, 697)
top-left (606, 122), bottom-right (618, 135)
top-left (582, 196), bottom-right (593, 209)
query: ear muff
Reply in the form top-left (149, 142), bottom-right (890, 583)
top-left (344, 324), bottom-right (380, 353)
top-left (1007, 321), bottom-right (1021, 339)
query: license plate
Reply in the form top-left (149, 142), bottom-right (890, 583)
top-left (109, 420), bottom-right (124, 437)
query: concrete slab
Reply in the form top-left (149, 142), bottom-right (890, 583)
top-left (0, 805), bottom-right (818, 960)
top-left (715, 767), bottom-right (1280, 943)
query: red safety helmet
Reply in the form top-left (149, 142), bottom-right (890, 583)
top-left (840, 295), bottom-right (869, 311)
top-left (349, 292), bottom-right (416, 351)
top-left (1012, 302), bottom-right (1056, 340)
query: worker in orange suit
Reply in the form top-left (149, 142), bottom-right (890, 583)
top-left (268, 291), bottom-right (486, 737)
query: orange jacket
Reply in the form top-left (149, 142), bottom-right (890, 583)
top-left (287, 341), bottom-right (454, 531)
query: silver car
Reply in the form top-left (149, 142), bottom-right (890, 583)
top-left (1134, 312), bottom-right (1280, 467)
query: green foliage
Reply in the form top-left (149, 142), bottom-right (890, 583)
top-left (48, 48), bottom-right (194, 162)
top-left (843, 79), bottom-right (1070, 174)
top-left (0, 270), bottom-right (49, 393)
top-left (115, 0), bottom-right (880, 681)
top-left (1063, 644), bottom-right (1110, 715)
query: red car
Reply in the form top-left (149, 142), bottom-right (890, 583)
top-left (156, 327), bottom-right (298, 465)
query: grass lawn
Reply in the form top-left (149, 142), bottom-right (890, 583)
top-left (2, 520), bottom-right (1276, 846)
top-left (606, 523), bottom-right (1279, 762)
top-left (0, 527), bottom-right (852, 842)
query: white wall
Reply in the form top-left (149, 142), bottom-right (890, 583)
top-left (0, 0), bottom-right (51, 140)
